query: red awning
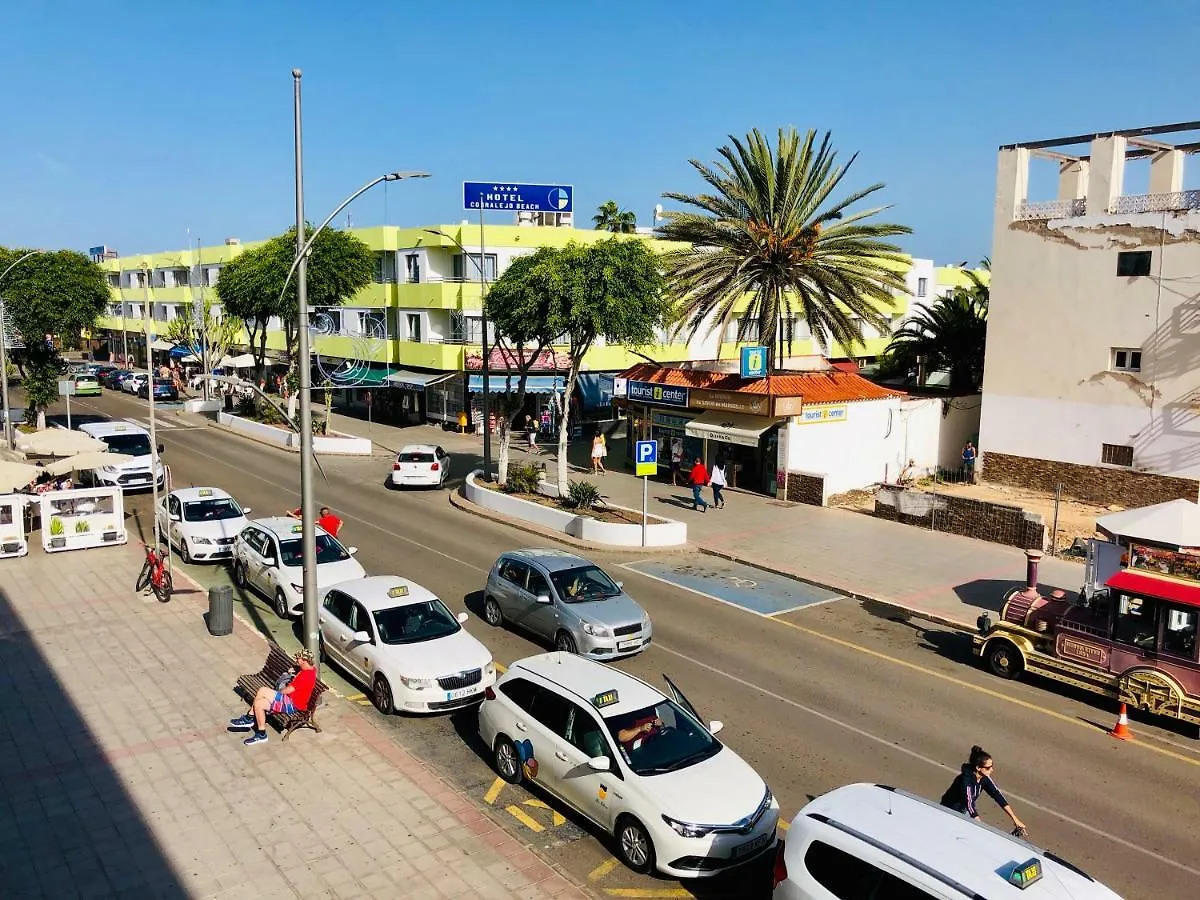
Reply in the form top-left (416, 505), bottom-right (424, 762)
top-left (1106, 570), bottom-right (1200, 609)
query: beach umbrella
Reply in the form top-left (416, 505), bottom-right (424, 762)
top-left (15, 429), bottom-right (109, 457)
top-left (43, 452), bottom-right (137, 476)
top-left (0, 461), bottom-right (42, 493)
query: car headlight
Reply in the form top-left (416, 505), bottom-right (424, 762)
top-left (484, 661), bottom-right (496, 676)
top-left (662, 815), bottom-right (715, 839)
top-left (581, 622), bottom-right (612, 637)
top-left (290, 583), bottom-right (304, 594)
top-left (101, 465), bottom-right (118, 474)
top-left (641, 614), bottom-right (651, 629)
top-left (399, 675), bottom-right (436, 690)
top-left (191, 537), bottom-right (213, 545)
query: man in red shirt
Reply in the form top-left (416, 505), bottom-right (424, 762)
top-left (689, 458), bottom-right (709, 512)
top-left (229, 648), bottom-right (317, 746)
top-left (317, 507), bottom-right (343, 538)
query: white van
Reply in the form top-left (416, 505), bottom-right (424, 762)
top-left (77, 421), bottom-right (166, 492)
top-left (773, 783), bottom-right (1122, 899)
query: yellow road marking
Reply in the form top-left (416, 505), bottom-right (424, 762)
top-left (603, 890), bottom-right (690, 898)
top-left (778, 818), bottom-right (789, 831)
top-left (770, 616), bottom-right (1200, 769)
top-left (356, 699), bottom-right (372, 706)
top-left (505, 804), bottom-right (544, 832)
top-left (495, 661), bottom-right (507, 674)
top-left (483, 777), bottom-right (505, 806)
top-left (587, 858), bottom-right (620, 882)
top-left (345, 693), bottom-right (365, 701)
top-left (523, 798), bottom-right (566, 826)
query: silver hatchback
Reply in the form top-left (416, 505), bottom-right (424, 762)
top-left (483, 549), bottom-right (652, 658)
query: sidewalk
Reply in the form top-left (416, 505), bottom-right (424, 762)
top-left (0, 544), bottom-right (585, 900)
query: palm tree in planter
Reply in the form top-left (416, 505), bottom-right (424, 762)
top-left (592, 201), bottom-right (637, 234)
top-left (885, 270), bottom-right (989, 393)
top-left (657, 127), bottom-right (911, 367)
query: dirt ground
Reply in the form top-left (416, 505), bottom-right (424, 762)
top-left (830, 480), bottom-right (1115, 558)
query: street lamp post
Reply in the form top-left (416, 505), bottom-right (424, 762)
top-left (0, 250), bottom-right (41, 450)
top-left (141, 261), bottom-right (165, 563)
top-left (422, 228), bottom-right (492, 481)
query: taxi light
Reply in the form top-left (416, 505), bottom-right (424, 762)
top-left (772, 840), bottom-right (787, 888)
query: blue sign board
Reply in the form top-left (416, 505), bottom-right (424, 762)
top-left (464, 182), bottom-right (574, 213)
top-left (628, 381), bottom-right (689, 408)
top-left (740, 346), bottom-right (768, 378)
top-left (635, 440), bottom-right (658, 477)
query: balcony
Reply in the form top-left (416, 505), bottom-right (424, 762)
top-left (1111, 190), bottom-right (1200, 215)
top-left (1015, 199), bottom-right (1087, 221)
top-left (396, 278), bottom-right (483, 310)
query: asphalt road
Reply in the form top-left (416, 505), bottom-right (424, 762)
top-left (61, 390), bottom-right (1200, 900)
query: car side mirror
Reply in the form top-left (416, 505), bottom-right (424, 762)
top-left (263, 556), bottom-right (277, 567)
top-left (348, 546), bottom-right (359, 555)
top-left (536, 593), bottom-right (552, 605)
top-left (708, 720), bottom-right (724, 735)
top-left (157, 443), bottom-right (165, 454)
top-left (169, 513), bottom-right (181, 522)
top-left (242, 507), bottom-right (251, 515)
top-left (456, 612), bottom-right (469, 624)
top-left (615, 581), bottom-right (624, 590)
top-left (587, 756), bottom-right (610, 772)
top-left (352, 630), bottom-right (371, 644)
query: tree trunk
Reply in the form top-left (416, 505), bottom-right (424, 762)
top-left (556, 365), bottom-right (581, 490)
top-left (496, 419), bottom-right (511, 484)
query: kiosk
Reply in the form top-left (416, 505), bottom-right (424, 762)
top-left (0, 494), bottom-right (29, 559)
top-left (39, 487), bottom-right (127, 553)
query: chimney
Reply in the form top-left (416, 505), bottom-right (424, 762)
top-left (1024, 549), bottom-right (1044, 591)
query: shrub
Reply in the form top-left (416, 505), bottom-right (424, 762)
top-left (563, 480), bottom-right (603, 511)
top-left (503, 462), bottom-right (543, 495)
top-left (49, 517), bottom-right (64, 536)
top-left (74, 519), bottom-right (90, 533)
top-left (236, 394), bottom-right (257, 418)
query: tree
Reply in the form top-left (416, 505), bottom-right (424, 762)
top-left (657, 127), bottom-right (911, 368)
top-left (162, 296), bottom-right (246, 379)
top-left (884, 270), bottom-right (989, 393)
top-left (484, 249), bottom-right (560, 484)
top-left (592, 201), bottom-right (637, 234)
top-left (0, 247), bottom-right (109, 424)
top-left (214, 225), bottom-right (373, 374)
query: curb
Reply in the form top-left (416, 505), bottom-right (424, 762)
top-left (448, 488), bottom-right (693, 556)
top-left (695, 545), bottom-right (977, 634)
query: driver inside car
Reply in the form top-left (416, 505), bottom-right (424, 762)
top-left (615, 712), bottom-right (664, 753)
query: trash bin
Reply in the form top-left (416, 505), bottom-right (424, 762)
top-left (207, 584), bottom-right (233, 636)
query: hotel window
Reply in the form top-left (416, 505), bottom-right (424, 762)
top-left (917, 277), bottom-right (928, 298)
top-left (407, 314), bottom-right (422, 342)
top-left (372, 252), bottom-right (397, 284)
top-left (737, 318), bottom-right (760, 341)
top-left (1111, 348), bottom-right (1142, 373)
top-left (405, 253), bottom-right (420, 283)
top-left (1116, 251), bottom-right (1152, 277)
top-left (452, 253), bottom-right (497, 282)
top-left (169, 268), bottom-right (189, 287)
top-left (106, 272), bottom-right (120, 288)
top-left (1101, 443), bottom-right (1134, 467)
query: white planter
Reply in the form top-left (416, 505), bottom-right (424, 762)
top-left (306, 432), bottom-right (373, 455)
top-left (183, 398), bottom-right (222, 413)
top-left (218, 412), bottom-right (290, 447)
top-left (464, 471), bottom-right (686, 547)
top-left (217, 412), bottom-right (372, 455)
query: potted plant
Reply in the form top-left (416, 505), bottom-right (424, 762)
top-left (48, 516), bottom-right (66, 548)
top-left (1, 534), bottom-right (20, 554)
top-left (102, 521), bottom-right (119, 542)
top-left (75, 519), bottom-right (91, 534)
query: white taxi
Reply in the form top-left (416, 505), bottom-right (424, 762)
top-left (478, 652), bottom-right (778, 878)
top-left (156, 487), bottom-right (251, 564)
top-left (389, 444), bottom-right (450, 488)
top-left (232, 517), bottom-right (365, 618)
top-left (318, 575), bottom-right (496, 715)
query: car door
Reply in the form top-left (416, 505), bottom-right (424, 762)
top-left (436, 447), bottom-right (449, 482)
top-left (550, 700), bottom-right (620, 830)
top-left (343, 602), bottom-right (377, 684)
top-left (255, 533), bottom-right (282, 595)
top-left (494, 558), bottom-right (529, 620)
top-left (319, 589), bottom-right (356, 672)
top-left (166, 495), bottom-right (184, 550)
top-left (236, 529), bottom-right (265, 593)
top-left (155, 495), bottom-right (171, 546)
top-left (520, 686), bottom-right (575, 803)
top-left (663, 675), bottom-right (720, 734)
top-left (522, 565), bottom-right (560, 641)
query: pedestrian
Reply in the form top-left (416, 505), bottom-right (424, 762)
top-left (525, 414), bottom-right (539, 454)
top-left (670, 438), bottom-right (684, 486)
top-left (939, 745), bottom-right (1027, 835)
top-left (229, 648), bottom-right (317, 746)
top-left (590, 433), bottom-right (607, 474)
top-left (962, 441), bottom-right (977, 482)
top-left (689, 457), bottom-right (709, 512)
top-left (318, 506), bottom-right (343, 538)
top-left (710, 457), bottom-right (727, 508)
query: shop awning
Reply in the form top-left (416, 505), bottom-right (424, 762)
top-left (468, 374), bottom-right (564, 395)
top-left (576, 373), bottom-right (615, 409)
top-left (685, 410), bottom-right (783, 448)
top-left (386, 370), bottom-right (455, 390)
top-left (150, 339), bottom-right (175, 352)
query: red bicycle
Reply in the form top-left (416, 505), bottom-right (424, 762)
top-left (136, 542), bottom-right (173, 603)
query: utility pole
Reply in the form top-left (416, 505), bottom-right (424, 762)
top-left (142, 263), bottom-right (165, 580)
top-left (478, 209), bottom-right (493, 481)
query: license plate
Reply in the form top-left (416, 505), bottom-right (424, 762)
top-left (617, 639), bottom-right (641, 651)
top-left (446, 687), bottom-right (477, 701)
top-left (130, 476), bottom-right (149, 482)
top-left (732, 832), bottom-right (771, 858)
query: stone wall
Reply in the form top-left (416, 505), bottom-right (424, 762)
top-left (875, 484), bottom-right (1045, 550)
top-left (784, 473), bottom-right (826, 506)
top-left (983, 451), bottom-right (1199, 506)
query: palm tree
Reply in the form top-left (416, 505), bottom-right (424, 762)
top-left (885, 271), bottom-right (989, 392)
top-left (657, 128), bottom-right (911, 367)
top-left (592, 200), bottom-right (637, 234)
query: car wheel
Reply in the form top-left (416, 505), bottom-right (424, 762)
top-left (986, 640), bottom-right (1024, 679)
top-left (494, 736), bottom-right (522, 784)
top-left (179, 541), bottom-right (192, 565)
top-left (233, 561), bottom-right (247, 588)
top-left (484, 597), bottom-right (504, 627)
top-left (273, 590), bottom-right (290, 619)
top-left (372, 674), bottom-right (394, 715)
top-left (615, 816), bottom-right (656, 875)
top-left (555, 630), bottom-right (578, 654)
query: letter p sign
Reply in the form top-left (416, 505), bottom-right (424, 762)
top-left (635, 440), bottom-right (658, 477)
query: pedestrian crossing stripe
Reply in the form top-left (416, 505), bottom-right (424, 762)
top-left (123, 417), bottom-right (178, 430)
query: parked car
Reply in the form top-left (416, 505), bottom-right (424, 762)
top-left (70, 374), bottom-right (102, 397)
top-left (138, 378), bottom-right (178, 401)
top-left (389, 444), bottom-right (450, 488)
top-left (76, 420), bottom-right (166, 491)
top-left (484, 549), bottom-right (652, 657)
top-left (155, 487), bottom-right (251, 564)
top-left (319, 575), bottom-right (496, 714)
top-left (121, 372), bottom-right (148, 394)
top-left (99, 369), bottom-right (130, 389)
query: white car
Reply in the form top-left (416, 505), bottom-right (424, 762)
top-left (478, 653), bottom-right (778, 879)
top-left (318, 575), bottom-right (496, 715)
top-left (389, 444), bottom-right (450, 488)
top-left (232, 516), bottom-right (365, 618)
top-left (76, 420), bottom-right (166, 492)
top-left (121, 372), bottom-right (148, 394)
top-left (156, 487), bottom-right (251, 564)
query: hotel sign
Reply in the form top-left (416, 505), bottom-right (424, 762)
top-left (628, 381), bottom-right (689, 407)
top-left (795, 403), bottom-right (848, 424)
top-left (692, 388), bottom-right (770, 416)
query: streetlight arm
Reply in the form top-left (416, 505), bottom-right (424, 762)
top-left (0, 250), bottom-right (41, 286)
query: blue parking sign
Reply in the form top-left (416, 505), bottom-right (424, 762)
top-left (635, 440), bottom-right (658, 477)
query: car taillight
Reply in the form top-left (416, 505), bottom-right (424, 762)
top-left (392, 462), bottom-right (401, 470)
top-left (772, 840), bottom-right (787, 888)
top-left (483, 686), bottom-right (496, 701)
top-left (430, 462), bottom-right (439, 471)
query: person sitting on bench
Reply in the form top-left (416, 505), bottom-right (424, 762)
top-left (229, 648), bottom-right (317, 746)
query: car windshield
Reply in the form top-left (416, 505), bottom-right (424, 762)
top-left (183, 498), bottom-right (243, 522)
top-left (605, 700), bottom-right (721, 776)
top-left (278, 533), bottom-right (348, 567)
top-left (100, 433), bottom-right (151, 456)
top-left (550, 565), bottom-right (621, 603)
top-left (398, 451), bottom-right (435, 463)
top-left (372, 599), bottom-right (461, 644)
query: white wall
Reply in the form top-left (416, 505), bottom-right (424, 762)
top-left (938, 397), bottom-right (982, 470)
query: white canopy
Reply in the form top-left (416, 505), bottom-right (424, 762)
top-left (1096, 499), bottom-right (1200, 549)
top-left (150, 339), bottom-right (176, 351)
top-left (685, 411), bottom-right (784, 448)
top-left (15, 429), bottom-right (109, 457)
top-left (43, 452), bottom-right (137, 476)
top-left (219, 354), bottom-right (256, 368)
top-left (0, 461), bottom-right (42, 493)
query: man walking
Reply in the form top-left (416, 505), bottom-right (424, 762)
top-left (689, 457), bottom-right (709, 512)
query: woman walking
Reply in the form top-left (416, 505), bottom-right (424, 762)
top-left (710, 457), bottom-right (727, 508)
top-left (940, 745), bottom-right (1027, 836)
top-left (590, 433), bottom-right (607, 474)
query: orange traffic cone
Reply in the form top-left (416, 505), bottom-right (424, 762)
top-left (1108, 702), bottom-right (1134, 741)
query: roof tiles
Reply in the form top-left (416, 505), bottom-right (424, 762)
top-left (619, 362), bottom-right (902, 404)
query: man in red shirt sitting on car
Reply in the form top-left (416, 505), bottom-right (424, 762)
top-left (229, 649), bottom-right (317, 746)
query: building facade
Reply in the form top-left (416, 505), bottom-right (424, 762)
top-left (978, 122), bottom-right (1200, 505)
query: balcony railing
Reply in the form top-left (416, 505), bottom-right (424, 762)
top-left (1111, 190), bottom-right (1200, 215)
top-left (1015, 198), bottom-right (1087, 220)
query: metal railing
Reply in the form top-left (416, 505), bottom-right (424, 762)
top-left (1015, 198), bottom-right (1087, 220)
top-left (1111, 190), bottom-right (1200, 215)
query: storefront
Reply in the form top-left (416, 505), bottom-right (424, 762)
top-left (385, 370), bottom-right (456, 425)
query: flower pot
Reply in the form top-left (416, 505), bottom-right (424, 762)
top-left (49, 537), bottom-right (66, 549)
top-left (102, 531), bottom-right (119, 543)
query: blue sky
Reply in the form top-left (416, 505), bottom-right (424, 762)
top-left (2, 0), bottom-right (1197, 264)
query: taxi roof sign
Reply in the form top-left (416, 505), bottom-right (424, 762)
top-left (386, 585), bottom-right (410, 598)
top-left (198, 489), bottom-right (213, 497)
top-left (591, 689), bottom-right (620, 709)
top-left (1006, 858), bottom-right (1043, 889)
top-left (291, 524), bottom-right (303, 533)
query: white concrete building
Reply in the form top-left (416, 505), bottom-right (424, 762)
top-left (979, 122), bottom-right (1200, 505)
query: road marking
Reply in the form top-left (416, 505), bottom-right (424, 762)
top-left (523, 798), bottom-right (566, 826)
top-left (621, 559), bottom-right (842, 618)
top-left (505, 804), bottom-right (545, 833)
top-left (764, 597), bottom-right (841, 617)
top-left (587, 858), bottom-right (620, 881)
top-left (345, 692), bottom-right (365, 701)
top-left (620, 564), bottom-right (775, 618)
top-left (603, 890), bottom-right (689, 898)
top-left (495, 662), bottom-right (507, 674)
top-left (778, 819), bottom-right (789, 831)
top-left (483, 777), bottom-right (505, 806)
top-left (651, 641), bottom-right (1200, 879)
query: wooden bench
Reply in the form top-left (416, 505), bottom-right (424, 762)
top-left (235, 643), bottom-right (328, 741)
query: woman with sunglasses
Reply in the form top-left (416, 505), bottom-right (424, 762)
top-left (940, 745), bottom-right (1027, 836)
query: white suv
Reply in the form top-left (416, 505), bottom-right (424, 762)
top-left (76, 421), bottom-right (165, 491)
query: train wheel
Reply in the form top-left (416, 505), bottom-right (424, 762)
top-left (987, 641), bottom-right (1024, 679)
